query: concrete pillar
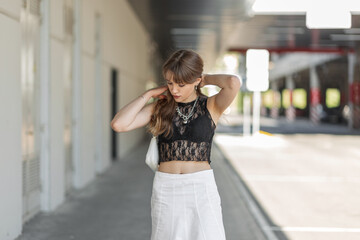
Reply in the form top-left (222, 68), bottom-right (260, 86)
top-left (310, 66), bottom-right (321, 124)
top-left (348, 53), bottom-right (355, 128)
top-left (285, 75), bottom-right (295, 121)
top-left (349, 47), bottom-right (360, 128)
top-left (270, 81), bottom-right (280, 118)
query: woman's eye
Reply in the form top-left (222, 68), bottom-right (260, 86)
top-left (167, 82), bottom-right (172, 85)
top-left (179, 84), bottom-right (185, 87)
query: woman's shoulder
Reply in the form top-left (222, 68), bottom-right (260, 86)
top-left (199, 94), bottom-right (208, 101)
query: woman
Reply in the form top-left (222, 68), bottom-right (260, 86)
top-left (111, 49), bottom-right (241, 240)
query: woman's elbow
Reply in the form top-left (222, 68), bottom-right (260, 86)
top-left (111, 121), bottom-right (127, 132)
top-left (110, 121), bottom-right (119, 132)
top-left (229, 75), bottom-right (241, 90)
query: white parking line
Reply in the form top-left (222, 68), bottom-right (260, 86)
top-left (264, 226), bottom-right (360, 233)
top-left (245, 175), bottom-right (360, 183)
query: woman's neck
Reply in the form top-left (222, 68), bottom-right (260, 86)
top-left (180, 92), bottom-right (198, 103)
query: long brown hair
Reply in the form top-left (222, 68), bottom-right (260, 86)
top-left (148, 49), bottom-right (204, 137)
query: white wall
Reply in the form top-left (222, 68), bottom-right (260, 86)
top-left (49, 0), bottom-right (65, 210)
top-left (0, 0), bottom-right (155, 239)
top-left (47, 0), bottom-right (154, 190)
top-left (102, 64), bottom-right (112, 170)
top-left (0, 2), bottom-right (23, 240)
top-left (46, 0), bottom-right (154, 190)
top-left (101, 0), bottom-right (152, 158)
top-left (80, 54), bottom-right (96, 185)
top-left (80, 0), bottom-right (154, 164)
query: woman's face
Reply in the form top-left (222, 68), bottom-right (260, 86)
top-left (165, 72), bottom-right (201, 103)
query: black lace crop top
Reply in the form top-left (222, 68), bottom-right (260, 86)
top-left (158, 95), bottom-right (216, 164)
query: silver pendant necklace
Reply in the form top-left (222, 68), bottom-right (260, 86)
top-left (176, 97), bottom-right (199, 124)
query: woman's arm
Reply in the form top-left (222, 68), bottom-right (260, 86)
top-left (200, 74), bottom-right (241, 122)
top-left (110, 86), bottom-right (168, 132)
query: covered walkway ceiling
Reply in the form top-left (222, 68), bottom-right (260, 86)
top-left (128, 0), bottom-right (360, 64)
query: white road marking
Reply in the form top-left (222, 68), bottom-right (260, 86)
top-left (264, 226), bottom-right (360, 233)
top-left (245, 175), bottom-right (360, 183)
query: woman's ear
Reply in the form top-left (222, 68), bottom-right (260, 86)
top-left (196, 77), bottom-right (202, 85)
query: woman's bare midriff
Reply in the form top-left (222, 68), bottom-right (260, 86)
top-left (158, 161), bottom-right (211, 174)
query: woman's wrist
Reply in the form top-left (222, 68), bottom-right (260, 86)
top-left (201, 74), bottom-right (237, 89)
top-left (140, 91), bottom-right (151, 102)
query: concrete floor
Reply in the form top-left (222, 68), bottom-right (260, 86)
top-left (17, 139), bottom-right (267, 240)
top-left (215, 116), bottom-right (360, 240)
top-left (17, 115), bottom-right (360, 240)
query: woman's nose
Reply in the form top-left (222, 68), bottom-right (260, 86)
top-left (171, 85), bottom-right (179, 93)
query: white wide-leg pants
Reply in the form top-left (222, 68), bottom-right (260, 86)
top-left (151, 169), bottom-right (226, 240)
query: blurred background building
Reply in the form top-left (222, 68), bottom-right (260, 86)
top-left (1, 0), bottom-right (360, 239)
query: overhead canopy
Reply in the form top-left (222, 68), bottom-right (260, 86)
top-left (128, 0), bottom-right (360, 68)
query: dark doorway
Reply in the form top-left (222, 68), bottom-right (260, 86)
top-left (111, 68), bottom-right (118, 160)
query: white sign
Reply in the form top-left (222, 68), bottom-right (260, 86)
top-left (246, 49), bottom-right (269, 92)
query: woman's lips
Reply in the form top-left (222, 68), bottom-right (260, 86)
top-left (173, 95), bottom-right (180, 99)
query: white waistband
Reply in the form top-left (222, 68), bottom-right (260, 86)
top-left (154, 169), bottom-right (214, 181)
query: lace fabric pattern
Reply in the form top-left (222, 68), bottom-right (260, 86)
top-left (159, 140), bottom-right (211, 163)
top-left (158, 95), bottom-right (216, 164)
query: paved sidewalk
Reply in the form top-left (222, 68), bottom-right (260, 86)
top-left (17, 139), bottom-right (267, 240)
top-left (214, 114), bottom-right (360, 240)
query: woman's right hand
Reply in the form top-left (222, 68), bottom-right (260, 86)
top-left (147, 85), bottom-right (168, 100)
top-left (111, 85), bottom-right (168, 132)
